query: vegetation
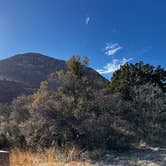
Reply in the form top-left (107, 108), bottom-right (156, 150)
top-left (108, 61), bottom-right (166, 99)
top-left (0, 55), bottom-right (166, 153)
top-left (10, 148), bottom-right (89, 166)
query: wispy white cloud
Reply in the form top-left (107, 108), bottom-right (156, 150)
top-left (85, 16), bottom-right (90, 25)
top-left (96, 58), bottom-right (132, 74)
top-left (104, 43), bottom-right (122, 56)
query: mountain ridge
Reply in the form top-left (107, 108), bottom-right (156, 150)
top-left (0, 52), bottom-right (108, 102)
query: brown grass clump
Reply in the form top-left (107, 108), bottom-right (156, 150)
top-left (10, 148), bottom-right (91, 166)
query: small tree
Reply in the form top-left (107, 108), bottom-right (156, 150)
top-left (66, 55), bottom-right (89, 78)
top-left (32, 81), bottom-right (49, 108)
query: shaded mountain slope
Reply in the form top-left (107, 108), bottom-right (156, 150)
top-left (0, 80), bottom-right (35, 103)
top-left (0, 53), bottom-right (107, 87)
top-left (0, 53), bottom-right (107, 102)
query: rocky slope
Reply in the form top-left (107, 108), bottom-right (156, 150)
top-left (0, 53), bottom-right (107, 86)
top-left (0, 80), bottom-right (35, 103)
top-left (0, 52), bottom-right (107, 102)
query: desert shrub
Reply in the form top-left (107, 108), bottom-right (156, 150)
top-left (120, 83), bottom-right (166, 145)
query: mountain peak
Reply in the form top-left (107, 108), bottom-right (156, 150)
top-left (0, 52), bottom-right (107, 86)
top-left (0, 52), bottom-right (107, 102)
top-left (6, 52), bottom-right (58, 62)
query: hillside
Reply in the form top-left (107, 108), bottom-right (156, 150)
top-left (0, 53), bottom-right (107, 102)
top-left (0, 53), bottom-right (107, 87)
top-left (0, 56), bottom-right (165, 160)
top-left (0, 80), bottom-right (35, 103)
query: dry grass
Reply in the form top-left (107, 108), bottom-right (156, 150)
top-left (10, 148), bottom-right (91, 166)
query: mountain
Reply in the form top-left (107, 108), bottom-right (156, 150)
top-left (0, 80), bottom-right (35, 103)
top-left (0, 53), bottom-right (67, 86)
top-left (0, 53), bottom-right (107, 102)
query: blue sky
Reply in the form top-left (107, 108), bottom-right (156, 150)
top-left (0, 0), bottom-right (165, 79)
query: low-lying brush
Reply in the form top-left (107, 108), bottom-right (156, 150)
top-left (10, 148), bottom-right (90, 166)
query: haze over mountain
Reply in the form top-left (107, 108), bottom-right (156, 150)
top-left (0, 53), bottom-right (107, 103)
